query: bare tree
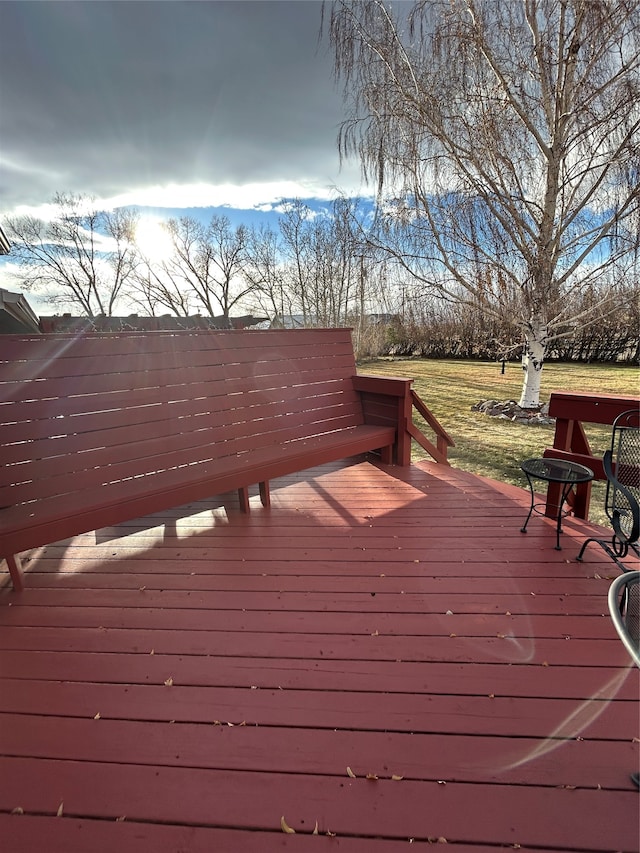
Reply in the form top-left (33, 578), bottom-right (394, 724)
top-left (3, 193), bottom-right (139, 316)
top-left (163, 215), bottom-right (255, 324)
top-left (275, 196), bottom-right (380, 327)
top-left (327, 0), bottom-right (640, 405)
top-left (128, 260), bottom-right (195, 318)
top-left (243, 224), bottom-right (293, 320)
top-left (278, 200), bottom-right (318, 324)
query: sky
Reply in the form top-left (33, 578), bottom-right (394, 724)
top-left (0, 1), bottom-right (370, 234)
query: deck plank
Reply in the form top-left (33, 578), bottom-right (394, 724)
top-left (1, 648), bottom-right (637, 701)
top-left (0, 712), bottom-right (636, 789)
top-left (0, 625), bottom-right (630, 666)
top-left (1, 815), bottom-right (490, 853)
top-left (1, 457), bottom-right (638, 852)
top-left (1, 678), bottom-right (635, 738)
top-left (1, 756), bottom-right (637, 851)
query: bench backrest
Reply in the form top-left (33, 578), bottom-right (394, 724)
top-left (0, 328), bottom-right (366, 507)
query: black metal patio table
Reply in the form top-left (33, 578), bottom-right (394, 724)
top-left (520, 457), bottom-right (594, 550)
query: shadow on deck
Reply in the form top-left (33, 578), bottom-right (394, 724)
top-left (1, 457), bottom-right (638, 852)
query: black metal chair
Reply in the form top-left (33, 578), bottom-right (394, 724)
top-left (608, 570), bottom-right (640, 667)
top-left (577, 409), bottom-right (640, 572)
top-left (607, 570), bottom-right (640, 790)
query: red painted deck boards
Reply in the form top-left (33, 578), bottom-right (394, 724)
top-left (0, 678), bottom-right (636, 739)
top-left (1, 712), bottom-right (635, 789)
top-left (0, 625), bottom-right (629, 666)
top-left (2, 755), bottom-right (637, 850)
top-left (0, 815), bottom-right (494, 853)
top-left (1, 458), bottom-right (638, 852)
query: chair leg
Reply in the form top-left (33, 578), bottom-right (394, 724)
top-left (576, 538), bottom-right (595, 562)
top-left (577, 536), bottom-right (636, 573)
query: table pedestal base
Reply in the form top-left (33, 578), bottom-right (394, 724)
top-left (519, 458), bottom-right (595, 551)
top-left (521, 477), bottom-right (577, 550)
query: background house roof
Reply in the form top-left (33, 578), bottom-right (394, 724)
top-left (0, 288), bottom-right (41, 333)
top-left (38, 314), bottom-right (268, 333)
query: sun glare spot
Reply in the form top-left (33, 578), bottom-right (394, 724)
top-left (135, 218), bottom-right (172, 262)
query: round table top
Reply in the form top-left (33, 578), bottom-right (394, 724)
top-left (520, 457), bottom-right (594, 483)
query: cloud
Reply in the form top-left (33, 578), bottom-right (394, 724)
top-left (102, 179), bottom-right (369, 212)
top-left (0, 1), bottom-right (367, 215)
top-left (8, 179), bottom-right (373, 224)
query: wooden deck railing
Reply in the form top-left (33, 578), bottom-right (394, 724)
top-left (543, 391), bottom-right (640, 519)
top-left (408, 389), bottom-right (455, 465)
top-left (354, 376), bottom-right (454, 465)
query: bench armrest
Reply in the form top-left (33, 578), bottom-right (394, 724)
top-left (353, 374), bottom-right (413, 465)
top-left (352, 374), bottom-right (413, 397)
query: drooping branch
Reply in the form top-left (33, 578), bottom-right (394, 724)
top-left (326, 0), bottom-right (640, 404)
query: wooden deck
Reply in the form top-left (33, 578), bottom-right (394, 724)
top-left (1, 457), bottom-right (638, 852)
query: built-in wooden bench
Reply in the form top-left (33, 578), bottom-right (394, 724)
top-left (543, 391), bottom-right (640, 519)
top-left (0, 328), bottom-right (414, 591)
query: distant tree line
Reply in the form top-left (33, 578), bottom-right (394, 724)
top-left (2, 193), bottom-right (392, 334)
top-left (379, 284), bottom-right (639, 364)
top-left (2, 191), bottom-right (638, 366)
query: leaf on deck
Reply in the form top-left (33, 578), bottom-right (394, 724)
top-left (280, 815), bottom-right (296, 834)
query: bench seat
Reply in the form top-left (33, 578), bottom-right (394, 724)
top-left (543, 391), bottom-right (640, 519)
top-left (0, 328), bottom-right (412, 590)
top-left (0, 423), bottom-right (395, 559)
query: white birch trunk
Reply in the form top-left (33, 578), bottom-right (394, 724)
top-left (518, 319), bottom-right (548, 408)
